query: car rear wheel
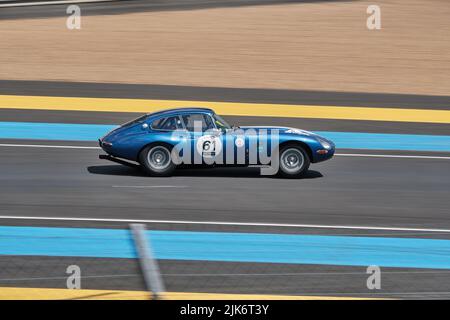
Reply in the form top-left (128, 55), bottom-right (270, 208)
top-left (277, 145), bottom-right (310, 178)
top-left (139, 144), bottom-right (176, 176)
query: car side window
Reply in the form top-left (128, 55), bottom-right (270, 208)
top-left (182, 114), bottom-right (215, 132)
top-left (151, 116), bottom-right (183, 131)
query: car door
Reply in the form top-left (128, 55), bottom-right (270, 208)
top-left (181, 113), bottom-right (224, 165)
top-left (149, 115), bottom-right (187, 162)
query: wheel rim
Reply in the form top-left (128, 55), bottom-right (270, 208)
top-left (280, 148), bottom-right (304, 173)
top-left (147, 146), bottom-right (171, 170)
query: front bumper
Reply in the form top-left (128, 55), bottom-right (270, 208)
top-left (312, 137), bottom-right (335, 163)
top-left (313, 147), bottom-right (335, 163)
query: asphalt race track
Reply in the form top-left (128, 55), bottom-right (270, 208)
top-left (0, 0), bottom-right (332, 20)
top-left (0, 81), bottom-right (449, 299)
top-left (1, 145), bottom-right (450, 228)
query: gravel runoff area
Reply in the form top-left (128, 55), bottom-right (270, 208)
top-left (0, 0), bottom-right (449, 96)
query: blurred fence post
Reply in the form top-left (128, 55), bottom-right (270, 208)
top-left (130, 223), bottom-right (165, 300)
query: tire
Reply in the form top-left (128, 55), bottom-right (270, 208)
top-left (139, 144), bottom-right (176, 177)
top-left (277, 144), bottom-right (310, 178)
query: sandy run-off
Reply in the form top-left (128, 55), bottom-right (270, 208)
top-left (1, 0), bottom-right (449, 96)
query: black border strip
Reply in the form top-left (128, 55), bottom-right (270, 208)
top-left (1, 80), bottom-right (449, 110)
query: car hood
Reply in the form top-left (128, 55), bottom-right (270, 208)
top-left (238, 126), bottom-right (316, 137)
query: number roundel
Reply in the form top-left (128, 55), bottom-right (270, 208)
top-left (196, 135), bottom-right (222, 157)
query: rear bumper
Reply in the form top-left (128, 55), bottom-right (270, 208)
top-left (99, 154), bottom-right (139, 168)
top-left (98, 138), bottom-right (113, 153)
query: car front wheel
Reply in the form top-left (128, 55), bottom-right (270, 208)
top-left (139, 144), bottom-right (176, 177)
top-left (277, 145), bottom-right (310, 178)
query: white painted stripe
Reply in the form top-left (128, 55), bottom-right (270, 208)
top-left (335, 153), bottom-right (450, 160)
top-left (112, 185), bottom-right (187, 189)
top-left (1, 215), bottom-right (450, 233)
top-left (0, 0), bottom-right (115, 8)
top-left (0, 143), bottom-right (449, 159)
top-left (0, 143), bottom-right (100, 149)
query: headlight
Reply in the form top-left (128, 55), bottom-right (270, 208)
top-left (318, 138), bottom-right (331, 150)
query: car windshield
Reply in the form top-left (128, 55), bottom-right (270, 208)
top-left (212, 114), bottom-right (232, 130)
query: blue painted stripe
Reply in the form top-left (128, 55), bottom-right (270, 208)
top-left (316, 131), bottom-right (450, 152)
top-left (0, 122), bottom-right (449, 151)
top-left (0, 122), bottom-right (117, 142)
top-left (2, 226), bottom-right (450, 269)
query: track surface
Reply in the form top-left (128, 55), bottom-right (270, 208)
top-left (1, 146), bottom-right (449, 228)
top-left (0, 0), bottom-right (334, 20)
top-left (1, 81), bottom-right (450, 299)
top-left (1, 146), bottom-right (450, 298)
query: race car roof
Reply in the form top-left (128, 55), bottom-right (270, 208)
top-left (147, 107), bottom-right (214, 118)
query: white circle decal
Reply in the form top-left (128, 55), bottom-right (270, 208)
top-left (235, 137), bottom-right (245, 148)
top-left (196, 135), bottom-right (222, 157)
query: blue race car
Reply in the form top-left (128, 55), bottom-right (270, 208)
top-left (99, 107), bottom-right (334, 178)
